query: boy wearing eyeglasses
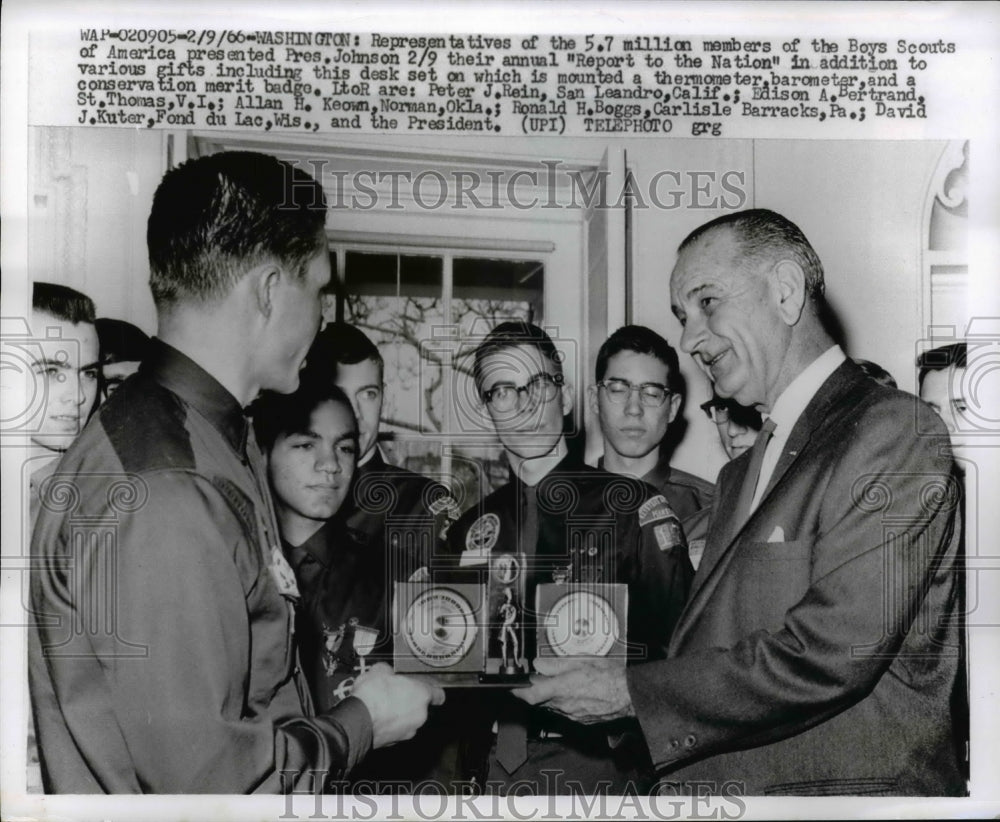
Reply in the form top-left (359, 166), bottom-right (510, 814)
top-left (700, 393), bottom-right (762, 461)
top-left (442, 321), bottom-right (693, 795)
top-left (591, 325), bottom-right (715, 523)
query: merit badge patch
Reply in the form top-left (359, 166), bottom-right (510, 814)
top-left (654, 521), bottom-right (684, 551)
top-left (269, 545), bottom-right (300, 600)
top-left (638, 495), bottom-right (675, 527)
top-left (434, 495), bottom-right (461, 540)
top-left (429, 494), bottom-right (460, 518)
top-left (332, 676), bottom-right (356, 703)
top-left (465, 512), bottom-right (500, 553)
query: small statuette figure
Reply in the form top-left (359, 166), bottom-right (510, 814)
top-left (498, 587), bottom-right (522, 674)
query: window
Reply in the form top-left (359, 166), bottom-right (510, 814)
top-left (323, 245), bottom-right (545, 497)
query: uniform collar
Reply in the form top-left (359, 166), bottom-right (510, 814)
top-left (510, 449), bottom-right (583, 492)
top-left (282, 517), bottom-right (350, 570)
top-left (509, 437), bottom-right (570, 487)
top-left (357, 446), bottom-right (388, 471)
top-left (597, 450), bottom-right (671, 487)
top-left (141, 338), bottom-right (250, 458)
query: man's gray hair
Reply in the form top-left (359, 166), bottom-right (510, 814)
top-left (679, 208), bottom-right (825, 303)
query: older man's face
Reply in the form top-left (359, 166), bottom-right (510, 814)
top-left (670, 228), bottom-right (787, 410)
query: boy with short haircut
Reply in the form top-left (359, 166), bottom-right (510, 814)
top-left (591, 325), bottom-right (714, 522)
top-left (94, 317), bottom-right (151, 400)
top-left (27, 282), bottom-right (101, 524)
top-left (30, 151), bottom-right (439, 794)
top-left (254, 379), bottom-right (458, 787)
top-left (28, 283), bottom-right (100, 457)
top-left (443, 320), bottom-right (694, 794)
top-left (303, 321), bottom-right (458, 581)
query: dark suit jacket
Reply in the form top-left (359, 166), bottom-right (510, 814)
top-left (628, 360), bottom-right (966, 796)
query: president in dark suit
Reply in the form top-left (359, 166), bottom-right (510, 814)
top-left (516, 209), bottom-right (966, 796)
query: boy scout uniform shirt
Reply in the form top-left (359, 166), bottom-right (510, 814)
top-left (597, 452), bottom-right (714, 570)
top-left (342, 449), bottom-right (457, 579)
top-left (29, 340), bottom-right (372, 794)
top-left (442, 457), bottom-right (695, 791)
top-left (283, 518), bottom-right (392, 714)
top-left (286, 517), bottom-right (464, 787)
top-left (597, 451), bottom-right (715, 524)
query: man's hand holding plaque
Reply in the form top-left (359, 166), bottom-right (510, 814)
top-left (511, 582), bottom-right (632, 721)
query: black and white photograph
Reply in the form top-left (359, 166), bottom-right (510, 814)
top-left (2, 2), bottom-right (998, 820)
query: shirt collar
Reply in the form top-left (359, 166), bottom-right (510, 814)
top-left (357, 445), bottom-right (387, 469)
top-left (141, 338), bottom-right (250, 458)
top-left (510, 437), bottom-right (569, 487)
top-left (283, 518), bottom-right (339, 569)
top-left (597, 451), bottom-right (670, 487)
top-left (640, 449), bottom-right (672, 488)
top-left (766, 345), bottom-right (847, 434)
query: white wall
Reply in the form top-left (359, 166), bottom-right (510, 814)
top-left (28, 129), bottom-right (946, 484)
top-left (753, 140), bottom-right (942, 396)
top-left (29, 128), bottom-right (164, 333)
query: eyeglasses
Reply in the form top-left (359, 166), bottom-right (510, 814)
top-left (483, 372), bottom-right (563, 413)
top-left (700, 398), bottom-right (763, 429)
top-left (597, 379), bottom-right (672, 408)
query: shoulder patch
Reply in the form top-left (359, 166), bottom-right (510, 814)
top-left (638, 494), bottom-right (677, 527)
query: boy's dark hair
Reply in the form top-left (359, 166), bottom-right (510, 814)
top-left (916, 343), bottom-right (967, 389)
top-left (472, 321), bottom-right (562, 394)
top-left (595, 325), bottom-right (682, 394)
top-left (95, 318), bottom-right (151, 364)
top-left (252, 380), bottom-right (356, 454)
top-left (147, 151), bottom-right (328, 308)
top-left (32, 282), bottom-right (96, 325)
top-left (303, 321), bottom-right (383, 383)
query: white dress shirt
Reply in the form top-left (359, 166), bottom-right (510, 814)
top-left (750, 346), bottom-right (847, 512)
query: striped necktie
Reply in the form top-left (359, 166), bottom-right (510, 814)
top-left (733, 417), bottom-right (776, 528)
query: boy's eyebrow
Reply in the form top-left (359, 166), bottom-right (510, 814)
top-left (32, 357), bottom-right (71, 369)
top-left (80, 360), bottom-right (101, 372)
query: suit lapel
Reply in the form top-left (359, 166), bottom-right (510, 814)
top-left (688, 455), bottom-right (749, 597)
top-left (670, 361), bottom-right (867, 653)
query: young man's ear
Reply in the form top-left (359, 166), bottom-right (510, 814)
top-left (667, 391), bottom-right (682, 425)
top-left (560, 379), bottom-right (574, 417)
top-left (587, 383), bottom-right (601, 418)
top-left (252, 263), bottom-right (284, 320)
